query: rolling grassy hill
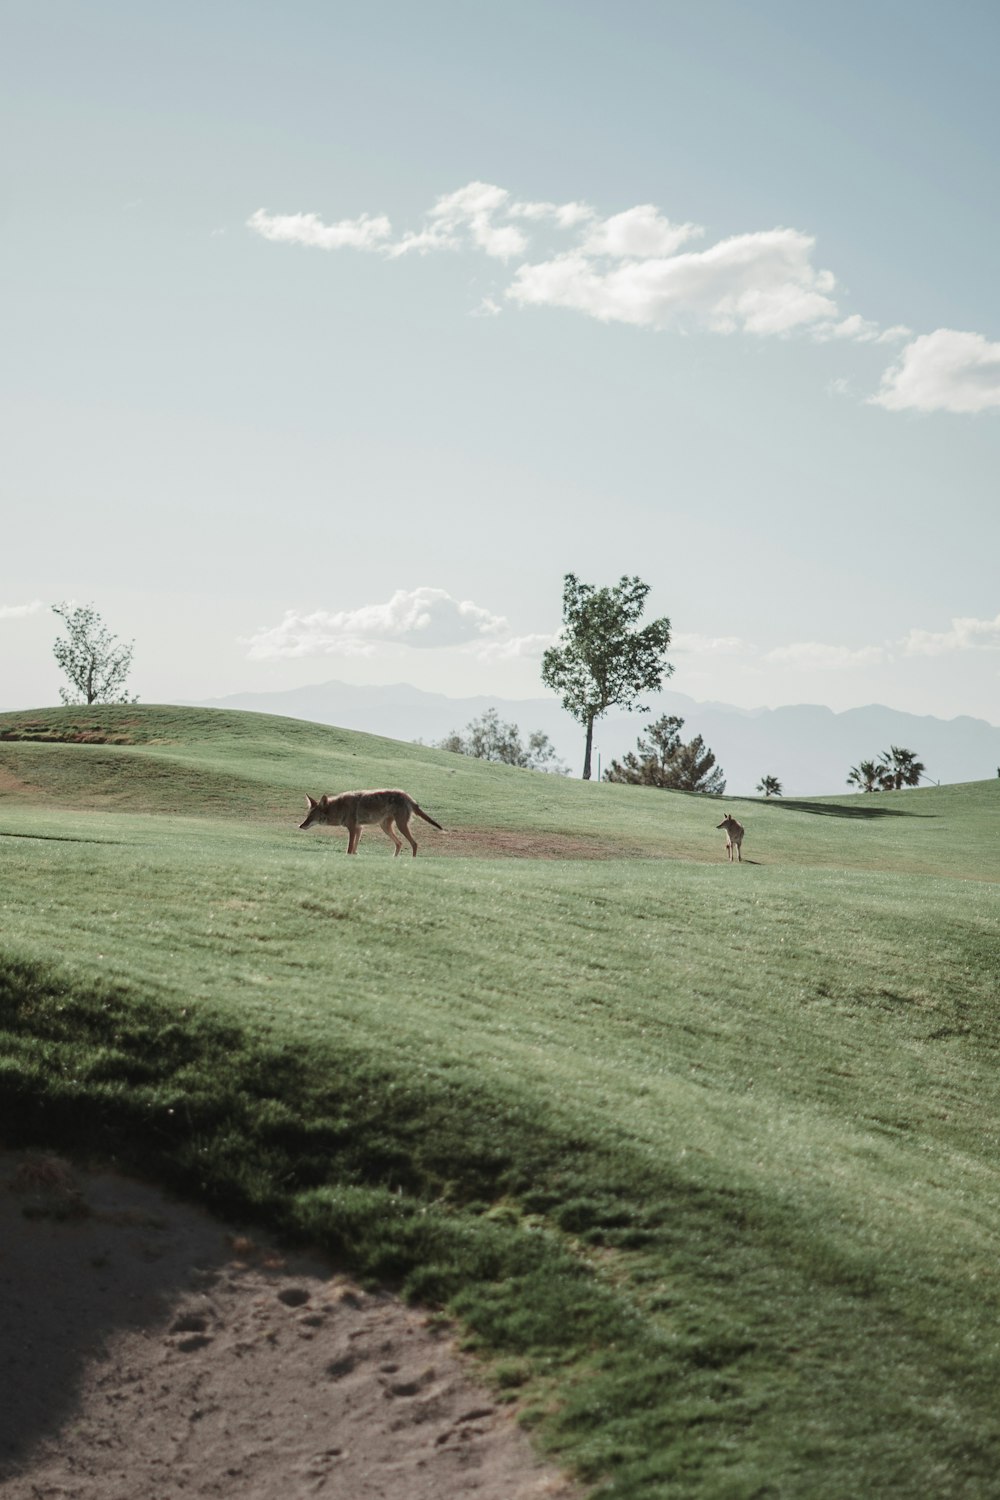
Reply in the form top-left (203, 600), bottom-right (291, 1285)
top-left (2, 704), bottom-right (1000, 1497)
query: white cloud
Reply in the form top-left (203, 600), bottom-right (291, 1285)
top-left (901, 614), bottom-right (1000, 656)
top-left (412, 181), bottom-right (527, 262)
top-left (247, 207), bottom-right (392, 252)
top-left (468, 631), bottom-right (554, 661)
top-left (581, 205), bottom-right (702, 259)
top-left (765, 641), bottom-right (886, 670)
top-left (876, 324), bottom-right (912, 344)
top-left (817, 313), bottom-right (882, 342)
top-left (872, 328), bottom-right (1000, 414)
top-left (508, 228), bottom-right (840, 335)
top-left (0, 600), bottom-right (45, 620)
top-left (248, 184), bottom-right (840, 335)
top-left (244, 588), bottom-right (512, 660)
top-left (247, 180), bottom-right (997, 416)
top-left (509, 199), bottom-right (594, 227)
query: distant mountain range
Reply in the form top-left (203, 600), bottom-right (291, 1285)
top-left (197, 679), bottom-right (1000, 797)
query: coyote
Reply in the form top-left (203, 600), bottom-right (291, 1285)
top-left (717, 814), bottom-right (745, 862)
top-left (299, 789), bottom-right (443, 857)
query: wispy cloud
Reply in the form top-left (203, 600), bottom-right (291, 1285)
top-left (391, 182), bottom-right (527, 261)
top-left (765, 641), bottom-right (887, 670)
top-left (871, 329), bottom-right (1000, 414)
top-left (751, 613), bottom-right (1000, 670)
top-left (673, 632), bottom-right (750, 656)
top-left (244, 587), bottom-right (523, 660)
top-left (0, 600), bottom-right (46, 620)
top-left (249, 185), bottom-right (855, 340)
top-left (247, 184), bottom-right (997, 413)
top-left (470, 632), bottom-right (554, 662)
top-left (247, 207), bottom-right (392, 252)
top-left (901, 613), bottom-right (1000, 655)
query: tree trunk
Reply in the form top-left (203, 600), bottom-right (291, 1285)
top-left (582, 715), bottom-right (595, 780)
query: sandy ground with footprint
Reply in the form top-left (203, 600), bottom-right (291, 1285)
top-left (0, 1152), bottom-right (581, 1499)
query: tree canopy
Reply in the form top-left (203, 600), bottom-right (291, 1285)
top-left (604, 714), bottom-right (726, 794)
top-left (541, 574), bottom-right (672, 780)
top-left (51, 602), bottom-right (138, 706)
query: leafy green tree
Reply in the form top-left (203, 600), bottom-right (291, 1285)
top-left (878, 745), bottom-right (926, 790)
top-left (51, 602), bottom-right (138, 706)
top-left (541, 574), bottom-right (673, 780)
top-left (435, 708), bottom-right (568, 773)
top-left (604, 714), bottom-right (726, 794)
top-left (846, 759), bottom-right (882, 793)
top-left (757, 774), bottom-right (783, 798)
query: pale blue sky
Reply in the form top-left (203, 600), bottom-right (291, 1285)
top-left (4, 0), bottom-right (999, 723)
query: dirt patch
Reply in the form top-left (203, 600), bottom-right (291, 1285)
top-left (0, 713), bottom-right (159, 745)
top-left (305, 824), bottom-right (659, 860)
top-left (0, 764), bottom-right (40, 798)
top-left (0, 728), bottom-right (137, 745)
top-left (0, 1152), bottom-right (581, 1500)
top-left (434, 828), bottom-right (615, 860)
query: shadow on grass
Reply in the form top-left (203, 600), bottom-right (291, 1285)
top-left (0, 832), bottom-right (125, 844)
top-left (756, 799), bottom-right (935, 820)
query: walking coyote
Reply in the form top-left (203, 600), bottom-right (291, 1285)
top-left (717, 814), bottom-right (745, 862)
top-left (299, 790), bottom-right (443, 857)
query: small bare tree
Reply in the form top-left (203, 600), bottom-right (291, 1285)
top-left (52, 602), bottom-right (138, 705)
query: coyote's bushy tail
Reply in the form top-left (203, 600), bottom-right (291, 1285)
top-left (413, 803), bottom-right (444, 830)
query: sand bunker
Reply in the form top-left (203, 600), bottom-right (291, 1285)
top-left (0, 1152), bottom-right (580, 1499)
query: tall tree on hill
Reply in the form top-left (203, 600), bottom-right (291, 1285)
top-left (51, 602), bottom-right (138, 706)
top-left (604, 714), bottom-right (726, 794)
top-left (541, 573), bottom-right (673, 780)
top-left (757, 775), bottom-right (783, 798)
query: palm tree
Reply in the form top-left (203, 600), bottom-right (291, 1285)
top-left (847, 759), bottom-right (882, 793)
top-left (757, 775), bottom-right (782, 798)
top-left (878, 745), bottom-right (926, 790)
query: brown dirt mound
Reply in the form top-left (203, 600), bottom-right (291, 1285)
top-left (0, 1152), bottom-right (582, 1500)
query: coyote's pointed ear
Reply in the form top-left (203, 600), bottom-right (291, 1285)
top-left (319, 794), bottom-right (329, 806)
top-left (305, 795), bottom-right (318, 808)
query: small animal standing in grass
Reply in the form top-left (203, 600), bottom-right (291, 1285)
top-left (717, 814), bottom-right (745, 862)
top-left (299, 789), bottom-right (443, 857)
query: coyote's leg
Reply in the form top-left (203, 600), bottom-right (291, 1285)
top-left (347, 822), bottom-right (361, 854)
top-left (381, 816), bottom-right (404, 857)
top-left (396, 811), bottom-right (419, 857)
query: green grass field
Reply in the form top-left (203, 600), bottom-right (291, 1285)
top-left (2, 704), bottom-right (999, 1497)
